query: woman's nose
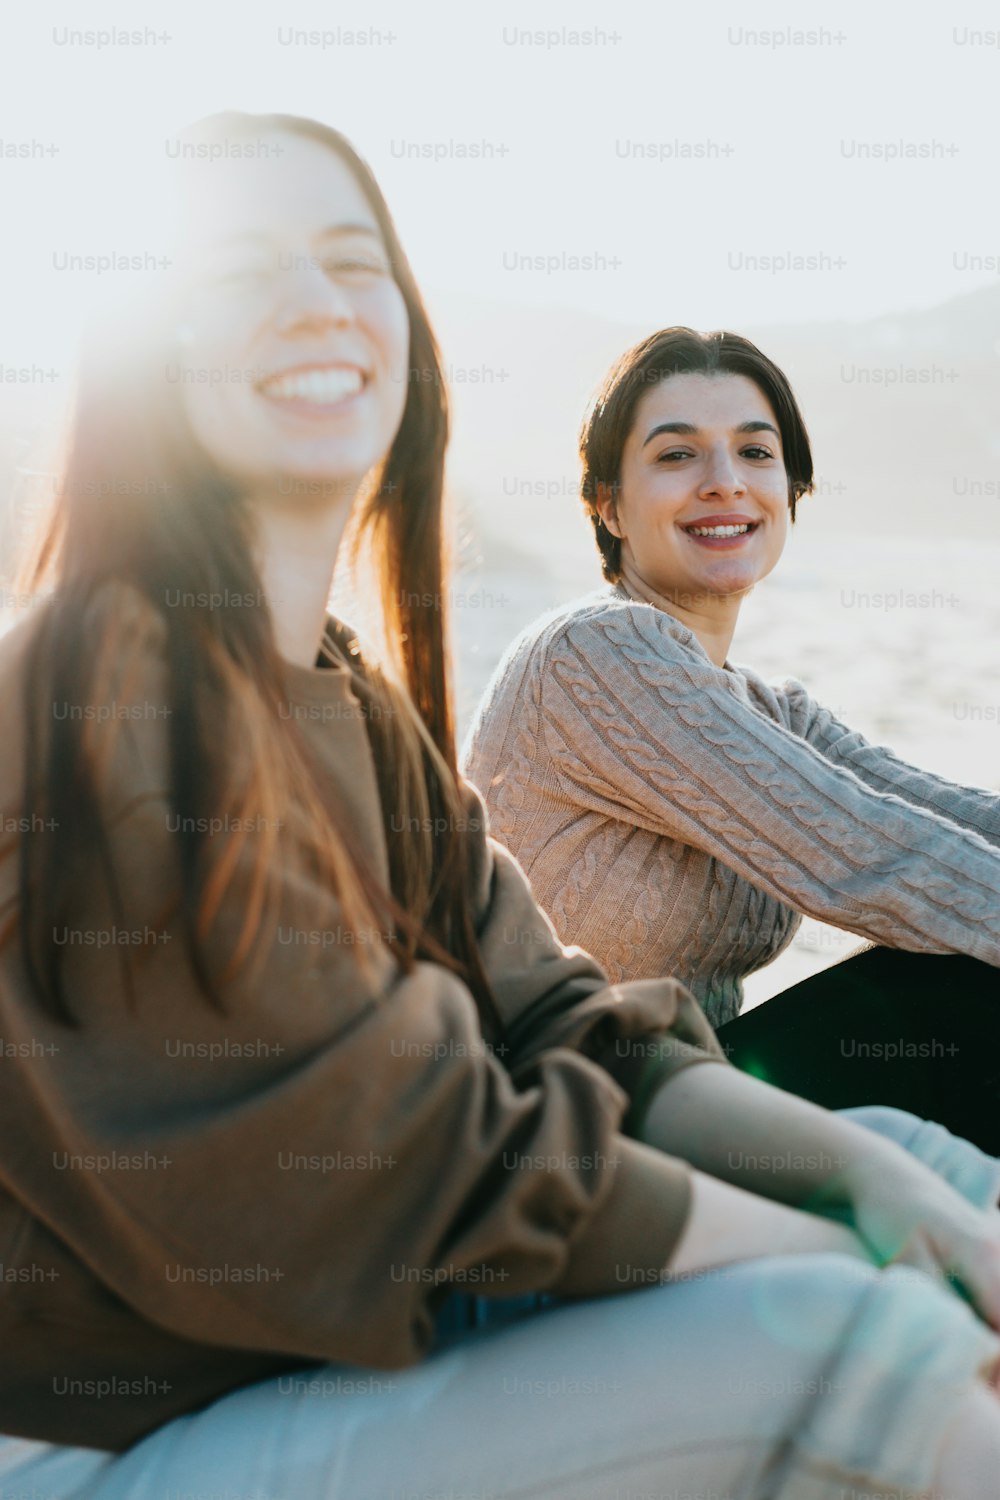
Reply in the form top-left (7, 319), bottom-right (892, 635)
top-left (699, 450), bottom-right (745, 497)
top-left (275, 256), bottom-right (356, 332)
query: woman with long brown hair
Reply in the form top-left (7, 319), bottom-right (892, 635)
top-left (4, 117), bottom-right (1000, 1499)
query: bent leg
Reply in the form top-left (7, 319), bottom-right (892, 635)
top-left (718, 947), bottom-right (1000, 1154)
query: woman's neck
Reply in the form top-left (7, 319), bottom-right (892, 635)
top-left (616, 556), bottom-right (742, 669)
top-left (250, 489), bottom-right (357, 669)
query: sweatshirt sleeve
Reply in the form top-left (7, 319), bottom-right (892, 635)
top-left (458, 774), bottom-right (730, 1126)
top-left (539, 601), bottom-right (1000, 969)
top-left (0, 596), bottom-right (718, 1377)
top-left (780, 675), bottom-right (1000, 850)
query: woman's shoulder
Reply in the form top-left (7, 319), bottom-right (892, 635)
top-left (0, 581), bottom-right (172, 807)
top-left (497, 581), bottom-right (701, 678)
top-left (84, 578), bottom-right (169, 655)
top-left (0, 579), bottom-right (167, 669)
top-left (462, 583), bottom-right (713, 770)
top-left (0, 604), bottom-right (41, 684)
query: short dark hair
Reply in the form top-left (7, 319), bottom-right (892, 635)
top-left (579, 327), bottom-right (815, 581)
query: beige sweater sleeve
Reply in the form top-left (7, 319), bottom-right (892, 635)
top-left (779, 674), bottom-right (1000, 849)
top-left (539, 600), bottom-right (1000, 966)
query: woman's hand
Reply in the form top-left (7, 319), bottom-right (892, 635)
top-left (847, 1159), bottom-right (1000, 1329)
top-left (640, 1061), bottom-right (1000, 1326)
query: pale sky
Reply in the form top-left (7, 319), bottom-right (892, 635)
top-left (1, 0), bottom-right (999, 372)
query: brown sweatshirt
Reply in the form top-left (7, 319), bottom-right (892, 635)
top-left (0, 583), bottom-right (727, 1453)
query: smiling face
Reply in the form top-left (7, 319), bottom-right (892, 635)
top-left (599, 371), bottom-right (790, 606)
top-left (169, 130), bottom-right (410, 501)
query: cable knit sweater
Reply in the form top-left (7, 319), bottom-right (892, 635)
top-left (461, 581), bottom-right (1000, 1028)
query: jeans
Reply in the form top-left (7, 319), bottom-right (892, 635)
top-left (1, 1252), bottom-right (997, 1500)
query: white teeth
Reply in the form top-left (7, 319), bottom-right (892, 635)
top-left (687, 524), bottom-right (753, 537)
top-left (260, 367), bottom-right (364, 403)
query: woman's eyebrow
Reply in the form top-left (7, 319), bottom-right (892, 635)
top-left (736, 419), bottom-right (780, 437)
top-left (642, 421), bottom-right (697, 447)
top-left (315, 222), bottom-right (383, 242)
top-left (642, 418), bottom-right (779, 448)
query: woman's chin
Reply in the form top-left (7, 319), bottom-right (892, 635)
top-left (262, 448), bottom-right (377, 502)
top-left (276, 464), bottom-right (363, 494)
top-left (664, 565), bottom-right (758, 605)
top-left (263, 430), bottom-right (387, 497)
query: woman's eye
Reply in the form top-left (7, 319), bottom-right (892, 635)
top-left (323, 254), bottom-right (389, 278)
top-left (656, 449), bottom-right (693, 463)
top-left (742, 445), bottom-right (774, 460)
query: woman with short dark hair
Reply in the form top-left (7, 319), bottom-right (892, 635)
top-left (463, 326), bottom-right (1000, 1153)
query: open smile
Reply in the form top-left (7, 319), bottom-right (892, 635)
top-left (679, 514), bottom-right (760, 547)
top-left (255, 362), bottom-right (370, 416)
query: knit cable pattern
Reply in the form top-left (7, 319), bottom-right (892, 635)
top-left (462, 589), bottom-right (1000, 1026)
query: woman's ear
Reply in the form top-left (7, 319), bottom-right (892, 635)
top-left (595, 480), bottom-right (624, 539)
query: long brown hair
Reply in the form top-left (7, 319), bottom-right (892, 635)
top-left (579, 327), bottom-right (815, 581)
top-left (1, 111), bottom-right (504, 1041)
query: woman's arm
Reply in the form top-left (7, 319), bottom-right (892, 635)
top-left (780, 676), bottom-right (1000, 849)
top-left (642, 1061), bottom-right (1000, 1324)
top-left (539, 600), bottom-right (1000, 967)
top-left (666, 1167), bottom-right (872, 1277)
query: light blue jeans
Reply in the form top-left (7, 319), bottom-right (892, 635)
top-left (835, 1102), bottom-right (1000, 1209)
top-left (1, 1105), bottom-right (999, 1500)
